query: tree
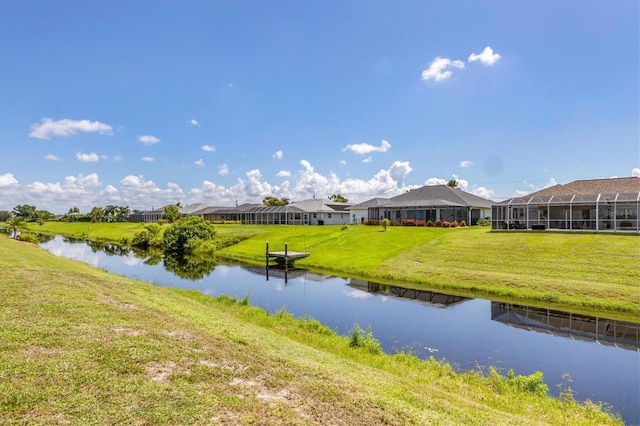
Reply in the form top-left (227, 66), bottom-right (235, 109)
top-left (116, 206), bottom-right (131, 222)
top-left (90, 207), bottom-right (103, 223)
top-left (262, 196), bottom-right (289, 206)
top-left (381, 218), bottom-right (391, 231)
top-left (68, 207), bottom-right (80, 214)
top-left (329, 194), bottom-right (348, 203)
top-left (0, 211), bottom-right (11, 222)
top-left (5, 217), bottom-right (25, 238)
top-left (164, 204), bottom-right (182, 223)
top-left (12, 205), bottom-right (37, 220)
top-left (447, 179), bottom-right (459, 188)
top-left (162, 216), bottom-right (216, 254)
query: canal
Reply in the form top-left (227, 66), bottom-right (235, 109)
top-left (39, 236), bottom-right (639, 424)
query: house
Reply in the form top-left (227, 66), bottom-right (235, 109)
top-left (366, 185), bottom-right (493, 225)
top-left (491, 177), bottom-right (640, 232)
top-left (127, 208), bottom-right (165, 223)
top-left (347, 198), bottom-right (389, 224)
top-left (242, 199), bottom-right (352, 225)
top-left (194, 203), bottom-right (259, 222)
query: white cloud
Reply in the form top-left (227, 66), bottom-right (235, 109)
top-left (0, 173), bottom-right (19, 187)
top-left (362, 156), bottom-right (372, 163)
top-left (273, 150), bottom-right (283, 159)
top-left (471, 186), bottom-right (494, 199)
top-left (45, 154), bottom-right (61, 161)
top-left (459, 160), bottom-right (474, 168)
top-left (544, 178), bottom-right (558, 188)
top-left (194, 159), bottom-right (204, 167)
top-left (190, 119), bottom-right (200, 126)
top-left (76, 152), bottom-right (100, 163)
top-left (29, 118), bottom-right (113, 139)
top-left (141, 157), bottom-right (155, 162)
top-left (632, 168), bottom-right (640, 177)
top-left (425, 177), bottom-right (447, 186)
top-left (468, 46), bottom-right (501, 66)
top-left (218, 164), bottom-right (229, 175)
top-left (276, 170), bottom-right (291, 178)
top-left (137, 135), bottom-right (161, 146)
top-left (202, 145), bottom-right (216, 152)
top-left (113, 155), bottom-right (124, 161)
top-left (343, 139), bottom-right (391, 155)
top-left (421, 57), bottom-right (465, 82)
top-left (340, 160), bottom-right (346, 165)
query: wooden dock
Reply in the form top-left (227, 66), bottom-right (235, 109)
top-left (266, 242), bottom-right (309, 267)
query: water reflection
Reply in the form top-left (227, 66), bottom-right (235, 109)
top-left (37, 236), bottom-right (640, 424)
top-left (492, 303), bottom-right (640, 351)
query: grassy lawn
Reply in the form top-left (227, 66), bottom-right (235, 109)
top-left (24, 221), bottom-right (640, 317)
top-left (0, 236), bottom-right (622, 425)
top-left (214, 225), bottom-right (640, 318)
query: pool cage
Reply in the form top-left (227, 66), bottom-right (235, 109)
top-left (492, 192), bottom-right (640, 232)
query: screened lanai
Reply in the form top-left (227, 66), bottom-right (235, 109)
top-left (492, 192), bottom-right (640, 232)
top-left (242, 205), bottom-right (308, 225)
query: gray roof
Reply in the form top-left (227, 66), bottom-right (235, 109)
top-left (382, 185), bottom-right (493, 208)
top-left (348, 198), bottom-right (390, 210)
top-left (498, 177), bottom-right (640, 205)
top-left (290, 199), bottom-right (353, 213)
top-left (179, 203), bottom-right (209, 214)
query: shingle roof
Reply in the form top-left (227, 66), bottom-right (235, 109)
top-left (499, 177), bottom-right (640, 204)
top-left (290, 199), bottom-right (354, 212)
top-left (348, 198), bottom-right (390, 209)
top-left (382, 185), bottom-right (493, 208)
top-left (535, 177), bottom-right (640, 196)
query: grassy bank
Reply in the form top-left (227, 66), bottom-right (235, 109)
top-left (0, 236), bottom-right (621, 425)
top-left (214, 225), bottom-right (640, 317)
top-left (24, 221), bottom-right (640, 317)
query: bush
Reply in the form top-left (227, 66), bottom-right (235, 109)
top-left (16, 232), bottom-right (39, 244)
top-left (401, 219), bottom-right (416, 226)
top-left (163, 216), bottom-right (216, 254)
top-left (476, 217), bottom-right (491, 226)
top-left (426, 220), bottom-right (435, 227)
top-left (348, 324), bottom-right (382, 355)
top-left (459, 220), bottom-right (467, 227)
top-left (442, 221), bottom-right (451, 228)
top-left (451, 220), bottom-right (458, 228)
top-left (435, 220), bottom-right (442, 227)
top-left (417, 220), bottom-right (426, 227)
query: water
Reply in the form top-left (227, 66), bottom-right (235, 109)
top-left (39, 236), bottom-right (640, 424)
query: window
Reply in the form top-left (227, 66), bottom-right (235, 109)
top-left (328, 213), bottom-right (332, 218)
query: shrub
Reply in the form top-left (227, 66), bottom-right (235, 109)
top-left (163, 216), bottom-right (216, 254)
top-left (435, 220), bottom-right (442, 227)
top-left (476, 217), bottom-right (491, 226)
top-left (401, 219), bottom-right (416, 226)
top-left (348, 324), bottom-right (382, 355)
top-left (442, 221), bottom-right (451, 228)
top-left (417, 220), bottom-right (426, 227)
top-left (459, 220), bottom-right (467, 227)
top-left (451, 220), bottom-right (458, 228)
top-left (363, 220), bottom-right (379, 226)
top-left (380, 218), bottom-right (391, 231)
top-left (426, 220), bottom-right (435, 227)
top-left (16, 232), bottom-right (39, 244)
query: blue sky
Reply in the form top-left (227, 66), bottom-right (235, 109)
top-left (1, 0), bottom-right (638, 213)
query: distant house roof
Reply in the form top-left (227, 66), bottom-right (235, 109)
top-left (179, 203), bottom-right (209, 215)
top-left (529, 177), bottom-right (640, 197)
top-left (498, 177), bottom-right (640, 205)
top-left (289, 199), bottom-right (354, 213)
top-left (381, 185), bottom-right (493, 208)
top-left (348, 198), bottom-right (390, 210)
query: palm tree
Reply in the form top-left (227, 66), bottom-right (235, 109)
top-left (447, 179), bottom-right (459, 188)
top-left (5, 217), bottom-right (25, 239)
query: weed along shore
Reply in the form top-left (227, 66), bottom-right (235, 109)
top-left (0, 236), bottom-right (624, 425)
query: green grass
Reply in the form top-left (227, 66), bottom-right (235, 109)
top-left (214, 225), bottom-right (640, 318)
top-left (25, 221), bottom-right (640, 318)
top-left (0, 236), bottom-right (623, 425)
